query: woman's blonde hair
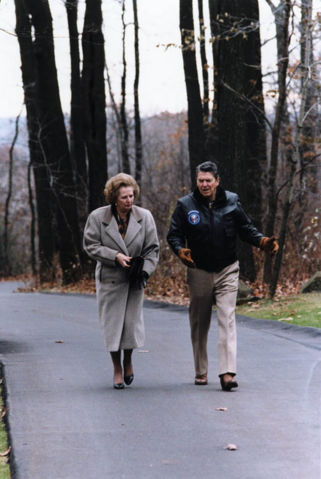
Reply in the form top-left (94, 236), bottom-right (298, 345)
top-left (104, 173), bottom-right (140, 204)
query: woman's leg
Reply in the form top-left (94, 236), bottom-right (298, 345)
top-left (123, 349), bottom-right (134, 381)
top-left (110, 350), bottom-right (123, 385)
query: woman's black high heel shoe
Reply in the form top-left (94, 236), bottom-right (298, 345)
top-left (124, 374), bottom-right (134, 385)
top-left (113, 370), bottom-right (125, 389)
top-left (123, 361), bottom-right (134, 385)
top-left (113, 382), bottom-right (125, 390)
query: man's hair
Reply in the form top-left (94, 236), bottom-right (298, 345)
top-left (196, 161), bottom-right (219, 178)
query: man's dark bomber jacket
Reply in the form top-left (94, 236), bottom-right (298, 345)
top-left (167, 186), bottom-right (264, 273)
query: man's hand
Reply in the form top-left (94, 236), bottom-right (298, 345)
top-left (178, 248), bottom-right (195, 267)
top-left (116, 252), bottom-right (132, 268)
top-left (260, 236), bottom-right (279, 255)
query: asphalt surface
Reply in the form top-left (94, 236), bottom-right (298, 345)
top-left (0, 281), bottom-right (320, 479)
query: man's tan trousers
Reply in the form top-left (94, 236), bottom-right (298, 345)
top-left (187, 261), bottom-right (239, 377)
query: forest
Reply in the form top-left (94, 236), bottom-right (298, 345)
top-left (0, 0), bottom-right (320, 300)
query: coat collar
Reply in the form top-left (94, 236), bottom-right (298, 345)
top-left (193, 185), bottom-right (227, 207)
top-left (102, 205), bottom-right (143, 254)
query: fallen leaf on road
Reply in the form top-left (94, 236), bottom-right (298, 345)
top-left (1, 408), bottom-right (6, 418)
top-left (138, 349), bottom-right (149, 353)
top-left (215, 407), bottom-right (228, 411)
top-left (225, 444), bottom-right (238, 451)
top-left (55, 340), bottom-right (64, 343)
top-left (162, 459), bottom-right (177, 465)
top-left (0, 446), bottom-right (11, 457)
top-left (278, 317), bottom-right (293, 321)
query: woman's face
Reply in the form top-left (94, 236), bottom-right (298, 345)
top-left (116, 186), bottom-right (135, 214)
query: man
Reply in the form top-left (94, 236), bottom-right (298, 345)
top-left (167, 161), bottom-right (278, 391)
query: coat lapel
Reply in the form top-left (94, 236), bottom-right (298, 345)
top-left (102, 206), bottom-right (129, 255)
top-left (124, 206), bottom-right (142, 248)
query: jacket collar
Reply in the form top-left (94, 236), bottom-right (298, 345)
top-left (102, 204), bottom-right (143, 224)
top-left (193, 185), bottom-right (227, 207)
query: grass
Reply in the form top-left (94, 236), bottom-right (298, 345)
top-left (236, 292), bottom-right (321, 329)
top-left (0, 379), bottom-right (10, 479)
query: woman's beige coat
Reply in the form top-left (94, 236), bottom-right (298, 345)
top-left (83, 205), bottom-right (159, 351)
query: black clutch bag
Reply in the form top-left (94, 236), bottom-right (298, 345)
top-left (127, 256), bottom-right (144, 287)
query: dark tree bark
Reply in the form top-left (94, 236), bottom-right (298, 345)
top-left (27, 158), bottom-right (37, 277)
top-left (265, 0), bottom-right (291, 178)
top-left (133, 0), bottom-right (143, 188)
top-left (14, 0), bottom-right (55, 282)
top-left (209, 0), bottom-right (267, 280)
top-left (24, 0), bottom-right (82, 284)
top-left (120, 0), bottom-right (130, 174)
top-left (66, 0), bottom-right (88, 223)
top-left (265, 0), bottom-right (288, 93)
top-left (82, 0), bottom-right (108, 211)
top-left (180, 0), bottom-right (205, 187)
top-left (198, 0), bottom-right (209, 124)
top-left (263, 0), bottom-right (291, 283)
top-left (106, 58), bottom-right (122, 172)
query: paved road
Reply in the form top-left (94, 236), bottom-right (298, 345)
top-left (0, 282), bottom-right (320, 479)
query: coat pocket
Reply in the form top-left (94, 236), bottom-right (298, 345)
top-left (100, 264), bottom-right (127, 284)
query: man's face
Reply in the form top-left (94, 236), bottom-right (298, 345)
top-left (196, 171), bottom-right (220, 200)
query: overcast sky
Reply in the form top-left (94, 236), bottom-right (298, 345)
top-left (0, 0), bottom-right (277, 119)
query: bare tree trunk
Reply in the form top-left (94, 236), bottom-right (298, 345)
top-left (82, 0), bottom-right (108, 211)
top-left (105, 56), bottom-right (123, 173)
top-left (120, 0), bottom-right (130, 174)
top-left (265, 0), bottom-right (292, 181)
top-left (133, 0), bottom-right (143, 188)
top-left (209, 0), bottom-right (267, 280)
top-left (263, 0), bottom-right (291, 283)
top-left (66, 0), bottom-right (87, 223)
top-left (4, 112), bottom-right (20, 276)
top-left (299, 0), bottom-right (318, 195)
top-left (198, 0), bottom-right (209, 124)
top-left (27, 158), bottom-right (37, 277)
top-left (15, 0), bottom-right (56, 283)
top-left (180, 0), bottom-right (205, 187)
top-left (269, 0), bottom-right (313, 298)
top-left (25, 0), bottom-right (82, 284)
top-left (265, 0), bottom-right (288, 93)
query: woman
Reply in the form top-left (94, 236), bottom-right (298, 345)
top-left (83, 173), bottom-right (159, 389)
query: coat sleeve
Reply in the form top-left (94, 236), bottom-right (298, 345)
top-left (167, 201), bottom-right (187, 255)
top-left (83, 211), bottom-right (118, 267)
top-left (141, 211), bottom-right (159, 277)
top-left (235, 197), bottom-right (263, 247)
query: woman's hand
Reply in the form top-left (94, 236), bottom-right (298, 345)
top-left (116, 252), bottom-right (132, 268)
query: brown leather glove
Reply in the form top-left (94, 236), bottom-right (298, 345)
top-left (260, 236), bottom-right (279, 255)
top-left (178, 248), bottom-right (195, 267)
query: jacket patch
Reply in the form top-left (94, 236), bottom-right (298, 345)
top-left (188, 210), bottom-right (200, 225)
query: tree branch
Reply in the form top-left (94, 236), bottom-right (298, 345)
top-left (221, 80), bottom-right (273, 131)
